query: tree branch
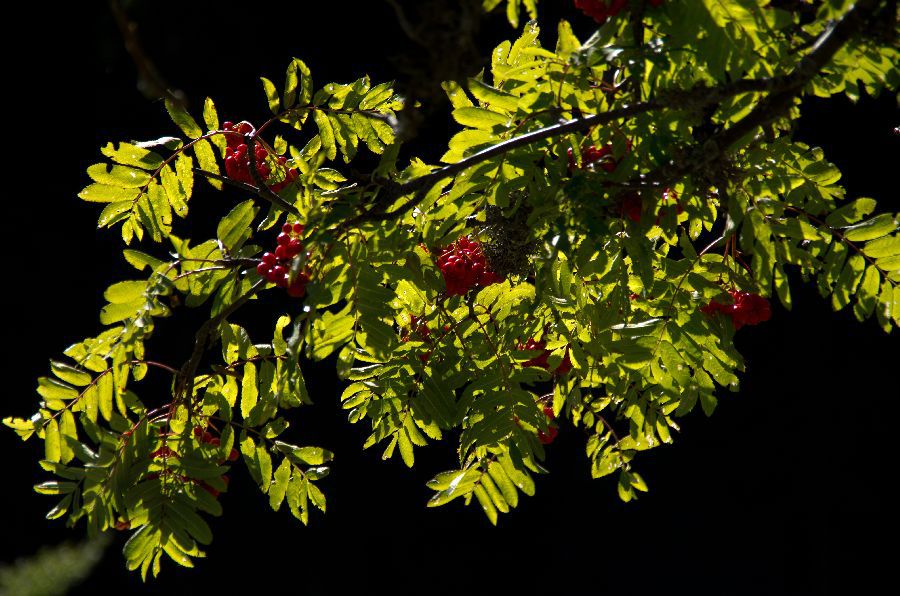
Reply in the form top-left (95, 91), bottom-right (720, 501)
top-left (193, 167), bottom-right (300, 217)
top-left (660, 0), bottom-right (880, 182)
top-left (343, 0), bottom-right (881, 227)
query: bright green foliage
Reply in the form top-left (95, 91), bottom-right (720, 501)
top-left (6, 0), bottom-right (899, 578)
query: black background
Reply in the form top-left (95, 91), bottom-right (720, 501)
top-left (3, 2), bottom-right (898, 594)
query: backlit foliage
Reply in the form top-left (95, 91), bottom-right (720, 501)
top-left (6, 0), bottom-right (898, 578)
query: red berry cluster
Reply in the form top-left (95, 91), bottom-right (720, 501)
top-left (538, 404), bottom-right (559, 445)
top-left (256, 223), bottom-right (311, 297)
top-left (222, 121), bottom-right (299, 191)
top-left (513, 403), bottom-right (560, 445)
top-left (700, 290), bottom-right (772, 330)
top-left (574, 0), bottom-right (663, 24)
top-left (193, 426), bottom-right (240, 462)
top-left (615, 188), bottom-right (683, 224)
top-left (401, 314), bottom-right (432, 341)
top-left (435, 236), bottom-right (503, 296)
top-left (516, 338), bottom-right (573, 375)
top-left (567, 144), bottom-right (621, 173)
top-left (618, 192), bottom-right (643, 223)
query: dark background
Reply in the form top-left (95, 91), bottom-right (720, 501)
top-left (3, 2), bottom-right (898, 594)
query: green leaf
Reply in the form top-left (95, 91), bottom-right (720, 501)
top-left (276, 443), bottom-right (334, 466)
top-left (104, 280), bottom-right (147, 304)
top-left (193, 139), bottom-right (221, 189)
top-left (473, 484), bottom-right (499, 525)
top-left (44, 419), bottom-right (61, 463)
top-left (50, 361), bottom-right (92, 387)
top-left (217, 200), bottom-right (258, 252)
top-left (87, 164), bottom-right (152, 188)
top-left (101, 142), bottom-right (164, 169)
top-left (843, 213), bottom-right (897, 242)
top-left (59, 410), bottom-right (77, 464)
top-left (261, 77), bottom-right (280, 114)
top-left (269, 458), bottom-right (292, 511)
top-left (165, 98), bottom-right (203, 139)
top-left (79, 184), bottom-right (139, 203)
top-left (123, 249), bottom-right (165, 271)
top-left (825, 198), bottom-right (877, 227)
top-left (202, 97), bottom-right (219, 131)
top-left (467, 79), bottom-right (518, 112)
top-left (313, 111), bottom-right (337, 160)
top-left (283, 58), bottom-right (312, 109)
top-left (452, 107), bottom-right (511, 129)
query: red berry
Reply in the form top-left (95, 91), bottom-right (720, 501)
top-left (554, 350), bottom-right (573, 375)
top-left (619, 192), bottom-right (643, 223)
top-left (286, 281), bottom-right (306, 298)
top-left (287, 238), bottom-right (303, 257)
top-left (293, 223), bottom-right (304, 234)
top-left (282, 223), bottom-right (293, 234)
top-left (257, 262), bottom-right (271, 276)
top-left (517, 338), bottom-right (550, 369)
top-left (228, 449), bottom-right (239, 462)
top-left (538, 426), bottom-right (559, 445)
top-left (261, 252), bottom-right (277, 265)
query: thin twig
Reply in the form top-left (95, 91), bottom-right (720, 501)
top-left (193, 167), bottom-right (300, 216)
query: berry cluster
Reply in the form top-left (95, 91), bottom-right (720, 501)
top-left (618, 192), bottom-right (643, 223)
top-left (574, 0), bottom-right (663, 25)
top-left (615, 188), bottom-right (683, 224)
top-left (256, 223), bottom-right (311, 297)
top-left (222, 121), bottom-right (299, 191)
top-left (513, 403), bottom-right (560, 445)
top-left (516, 338), bottom-right (573, 375)
top-left (193, 426), bottom-right (240, 462)
top-left (435, 236), bottom-right (503, 296)
top-left (700, 290), bottom-right (772, 330)
top-left (567, 144), bottom-right (621, 173)
top-left (538, 404), bottom-right (559, 445)
top-left (401, 314), bottom-right (432, 341)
